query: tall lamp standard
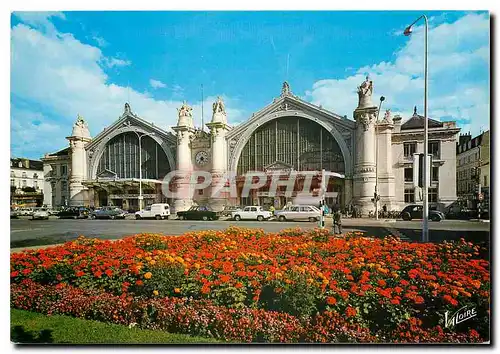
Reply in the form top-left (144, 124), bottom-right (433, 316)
top-left (404, 14), bottom-right (429, 242)
top-left (130, 130), bottom-right (156, 211)
top-left (375, 96), bottom-right (385, 220)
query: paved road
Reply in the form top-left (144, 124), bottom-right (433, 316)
top-left (10, 216), bottom-right (490, 249)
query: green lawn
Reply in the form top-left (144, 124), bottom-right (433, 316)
top-left (11, 309), bottom-right (220, 344)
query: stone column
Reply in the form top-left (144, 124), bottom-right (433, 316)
top-left (207, 97), bottom-right (230, 212)
top-left (352, 76), bottom-right (378, 216)
top-left (67, 115), bottom-right (92, 207)
top-left (376, 111), bottom-right (396, 210)
top-left (172, 102), bottom-right (195, 213)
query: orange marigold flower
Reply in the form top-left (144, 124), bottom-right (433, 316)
top-left (75, 271), bottom-right (85, 277)
top-left (105, 269), bottom-right (113, 277)
top-left (345, 306), bottom-right (357, 318)
top-left (414, 296), bottom-right (425, 304)
top-left (377, 279), bottom-right (387, 287)
top-left (200, 268), bottom-right (212, 276)
top-left (326, 296), bottom-right (337, 305)
top-left (443, 294), bottom-right (458, 306)
top-left (174, 288), bottom-right (181, 293)
top-left (220, 274), bottom-right (231, 282)
top-left (390, 298), bottom-right (400, 305)
top-left (153, 290), bottom-right (159, 296)
top-left (235, 282), bottom-right (243, 289)
top-left (144, 272), bottom-right (152, 279)
top-left (136, 280), bottom-right (144, 286)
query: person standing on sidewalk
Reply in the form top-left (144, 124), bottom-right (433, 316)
top-left (332, 205), bottom-right (342, 235)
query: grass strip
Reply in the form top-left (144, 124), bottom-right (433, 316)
top-left (11, 309), bottom-right (220, 344)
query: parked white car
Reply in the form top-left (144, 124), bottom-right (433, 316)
top-left (135, 203), bottom-right (170, 220)
top-left (232, 206), bottom-right (272, 221)
top-left (274, 205), bottom-right (321, 222)
top-left (19, 208), bottom-right (34, 216)
top-left (32, 208), bottom-right (49, 220)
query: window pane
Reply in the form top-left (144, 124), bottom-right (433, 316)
top-left (404, 168), bottom-right (413, 182)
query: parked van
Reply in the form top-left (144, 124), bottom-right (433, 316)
top-left (135, 203), bottom-right (170, 220)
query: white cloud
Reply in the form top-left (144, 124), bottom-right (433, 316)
top-left (10, 21), bottom-right (245, 158)
top-left (13, 11), bottom-right (65, 35)
top-left (93, 35), bottom-right (108, 47)
top-left (149, 79), bottom-right (167, 89)
top-left (306, 13), bottom-right (489, 137)
top-left (103, 57), bottom-right (131, 68)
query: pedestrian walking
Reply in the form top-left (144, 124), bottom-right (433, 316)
top-left (333, 205), bottom-right (342, 235)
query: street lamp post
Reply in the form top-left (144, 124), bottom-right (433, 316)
top-left (130, 130), bottom-right (156, 211)
top-left (404, 14), bottom-right (429, 242)
top-left (375, 96), bottom-right (385, 220)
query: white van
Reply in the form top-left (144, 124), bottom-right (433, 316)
top-left (135, 203), bottom-right (170, 220)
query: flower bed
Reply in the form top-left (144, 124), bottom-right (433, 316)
top-left (10, 227), bottom-right (490, 343)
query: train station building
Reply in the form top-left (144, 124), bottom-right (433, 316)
top-left (42, 78), bottom-right (460, 215)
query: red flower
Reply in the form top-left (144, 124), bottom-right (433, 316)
top-left (200, 268), bottom-right (212, 276)
top-left (22, 269), bottom-right (32, 276)
top-left (326, 296), bottom-right (337, 305)
top-left (10, 271), bottom-right (19, 277)
top-left (105, 269), bottom-right (113, 277)
top-left (414, 296), bottom-right (425, 304)
top-left (345, 306), bottom-right (357, 318)
top-left (443, 295), bottom-right (458, 306)
top-left (220, 275), bottom-right (231, 283)
top-left (390, 298), bottom-right (400, 305)
top-left (75, 271), bottom-right (85, 277)
top-left (377, 279), bottom-right (387, 287)
top-left (94, 270), bottom-right (103, 278)
top-left (136, 280), bottom-right (144, 286)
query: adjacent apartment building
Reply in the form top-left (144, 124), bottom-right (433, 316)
top-left (456, 130), bottom-right (490, 212)
top-left (10, 158), bottom-right (44, 207)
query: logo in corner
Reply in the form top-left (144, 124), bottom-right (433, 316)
top-left (445, 306), bottom-right (477, 328)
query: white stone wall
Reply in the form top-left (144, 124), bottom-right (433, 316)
top-left (42, 158), bottom-right (70, 208)
top-left (438, 138), bottom-right (458, 207)
top-left (391, 141), bottom-right (405, 210)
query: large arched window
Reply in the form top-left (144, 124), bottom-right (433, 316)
top-left (97, 132), bottom-right (171, 179)
top-left (237, 117), bottom-right (345, 175)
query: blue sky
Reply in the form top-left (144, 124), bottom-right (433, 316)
top-left (11, 11), bottom-right (489, 159)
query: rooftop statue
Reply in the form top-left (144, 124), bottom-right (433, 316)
top-left (281, 81), bottom-right (291, 97)
top-left (382, 109), bottom-right (392, 123)
top-left (75, 114), bottom-right (86, 128)
top-left (177, 101), bottom-right (193, 118)
top-left (124, 102), bottom-right (131, 114)
top-left (212, 96), bottom-right (226, 115)
top-left (356, 76), bottom-right (374, 108)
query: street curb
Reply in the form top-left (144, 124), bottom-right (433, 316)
top-left (10, 243), bottom-right (66, 254)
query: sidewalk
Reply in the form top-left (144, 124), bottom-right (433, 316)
top-left (10, 243), bottom-right (65, 254)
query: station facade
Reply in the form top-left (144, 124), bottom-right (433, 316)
top-left (42, 78), bottom-right (460, 215)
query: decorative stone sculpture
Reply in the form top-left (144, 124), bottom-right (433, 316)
top-left (357, 112), bottom-right (374, 131)
top-left (176, 101), bottom-right (194, 129)
top-left (212, 96), bottom-right (226, 115)
top-left (382, 109), bottom-right (392, 123)
top-left (71, 114), bottom-right (91, 139)
top-left (356, 76), bottom-right (374, 109)
top-left (281, 81), bottom-right (291, 97)
top-left (124, 102), bottom-right (131, 115)
top-left (177, 101), bottom-right (193, 118)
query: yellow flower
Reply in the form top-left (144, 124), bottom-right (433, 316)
top-left (144, 272), bottom-right (152, 279)
top-left (174, 288), bottom-right (181, 293)
top-left (153, 290), bottom-right (159, 296)
top-left (149, 260), bottom-right (156, 266)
